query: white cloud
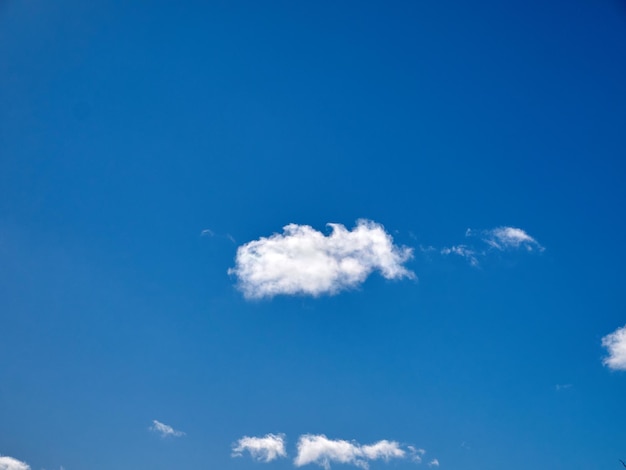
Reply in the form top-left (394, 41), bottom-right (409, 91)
top-left (360, 441), bottom-right (405, 461)
top-left (434, 226), bottom-right (543, 267)
top-left (602, 324), bottom-right (626, 371)
top-left (428, 458), bottom-right (440, 467)
top-left (440, 245), bottom-right (479, 267)
top-left (149, 420), bottom-right (185, 438)
top-left (232, 434), bottom-right (287, 462)
top-left (408, 446), bottom-right (426, 463)
top-left (229, 220), bottom-right (415, 299)
top-left (481, 227), bottom-right (543, 252)
top-left (294, 435), bottom-right (406, 469)
top-left (0, 456), bottom-right (30, 470)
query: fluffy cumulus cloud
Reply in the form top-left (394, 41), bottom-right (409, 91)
top-left (229, 220), bottom-right (415, 299)
top-left (0, 456), bottom-right (30, 470)
top-left (481, 227), bottom-right (543, 252)
top-left (232, 434), bottom-right (287, 462)
top-left (293, 435), bottom-right (405, 469)
top-left (149, 420), bottom-right (185, 438)
top-left (602, 324), bottom-right (626, 370)
top-left (428, 458), bottom-right (440, 467)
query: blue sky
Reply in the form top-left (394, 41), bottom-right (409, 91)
top-left (1, 1), bottom-right (626, 469)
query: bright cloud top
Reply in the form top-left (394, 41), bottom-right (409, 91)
top-left (294, 434), bottom-right (406, 469)
top-left (229, 220), bottom-right (415, 299)
top-left (601, 324), bottom-right (626, 371)
top-left (149, 419), bottom-right (185, 438)
top-left (482, 226), bottom-right (543, 252)
top-left (0, 456), bottom-right (30, 470)
top-left (232, 434), bottom-right (287, 462)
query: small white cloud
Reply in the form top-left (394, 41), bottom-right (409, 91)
top-left (360, 440), bottom-right (405, 461)
top-left (0, 456), bottom-right (30, 470)
top-left (482, 227), bottom-right (543, 252)
top-left (428, 458), bottom-right (440, 467)
top-left (229, 220), bottom-right (415, 299)
top-left (555, 384), bottom-right (572, 391)
top-left (408, 446), bottom-right (426, 463)
top-left (441, 245), bottom-right (479, 267)
top-left (201, 229), bottom-right (215, 237)
top-left (434, 226), bottom-right (543, 267)
top-left (149, 420), bottom-right (185, 438)
top-left (232, 434), bottom-right (287, 462)
top-left (602, 324), bottom-right (626, 371)
top-left (294, 435), bottom-right (406, 469)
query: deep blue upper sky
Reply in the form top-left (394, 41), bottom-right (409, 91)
top-left (1, 1), bottom-right (626, 469)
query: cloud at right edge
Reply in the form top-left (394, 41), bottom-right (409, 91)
top-left (602, 324), bottom-right (626, 370)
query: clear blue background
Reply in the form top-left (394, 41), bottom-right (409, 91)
top-left (1, 1), bottom-right (625, 469)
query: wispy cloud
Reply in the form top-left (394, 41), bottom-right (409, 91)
top-left (149, 419), bottom-right (185, 438)
top-left (408, 446), bottom-right (426, 463)
top-left (480, 227), bottom-right (544, 252)
top-left (440, 245), bottom-right (479, 267)
top-left (0, 456), bottom-right (30, 470)
top-left (555, 383), bottom-right (573, 391)
top-left (428, 458), bottom-right (440, 467)
top-left (201, 228), bottom-right (236, 243)
top-left (232, 434), bottom-right (287, 462)
top-left (438, 226), bottom-right (543, 266)
top-left (294, 434), bottom-right (406, 469)
top-left (229, 220), bottom-right (414, 299)
top-left (602, 325), bottom-right (626, 371)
